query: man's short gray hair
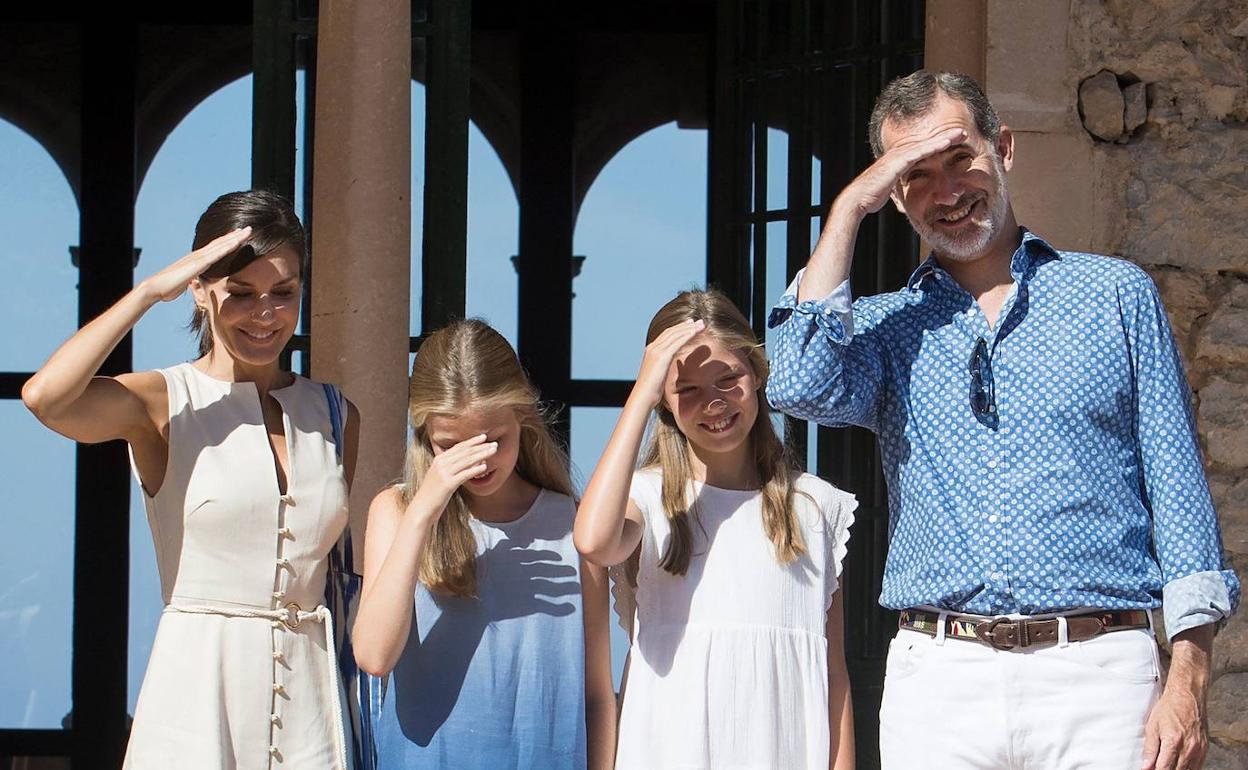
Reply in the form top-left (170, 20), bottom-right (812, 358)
top-left (868, 70), bottom-right (1000, 158)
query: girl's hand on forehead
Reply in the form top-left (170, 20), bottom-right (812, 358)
top-left (633, 319), bottom-right (706, 409)
top-left (139, 227), bottom-right (253, 303)
top-left (410, 433), bottom-right (500, 519)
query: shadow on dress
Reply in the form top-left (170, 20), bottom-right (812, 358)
top-left (391, 536), bottom-right (580, 746)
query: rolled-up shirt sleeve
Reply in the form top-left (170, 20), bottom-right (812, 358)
top-left (1122, 270), bottom-right (1241, 639)
top-left (765, 269), bottom-right (886, 431)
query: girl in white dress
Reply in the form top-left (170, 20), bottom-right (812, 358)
top-left (575, 288), bottom-right (857, 770)
top-left (22, 191), bottom-right (357, 769)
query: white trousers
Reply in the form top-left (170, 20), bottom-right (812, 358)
top-left (879, 625), bottom-right (1163, 769)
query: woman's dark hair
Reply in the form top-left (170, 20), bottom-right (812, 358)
top-left (189, 190), bottom-right (307, 356)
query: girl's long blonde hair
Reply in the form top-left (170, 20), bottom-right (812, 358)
top-left (400, 319), bottom-right (574, 598)
top-left (641, 289), bottom-right (807, 576)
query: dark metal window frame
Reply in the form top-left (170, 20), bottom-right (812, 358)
top-left (4, 2), bottom-right (314, 762)
top-left (416, 0), bottom-right (473, 339)
top-left (4, 3), bottom-right (920, 767)
top-left (1, 0), bottom-right (473, 760)
top-left (708, 1), bottom-right (924, 765)
top-left (0, 15), bottom-right (139, 764)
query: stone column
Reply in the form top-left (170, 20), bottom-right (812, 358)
top-left (926, 1), bottom-right (1116, 253)
top-left (310, 1), bottom-right (411, 543)
top-left (924, 0), bottom-right (987, 85)
top-left (922, 0), bottom-right (989, 260)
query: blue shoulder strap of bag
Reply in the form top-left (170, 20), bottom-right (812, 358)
top-left (322, 382), bottom-right (377, 770)
top-left (322, 383), bottom-right (354, 575)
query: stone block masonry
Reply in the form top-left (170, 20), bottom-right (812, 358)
top-left (1072, 1), bottom-right (1248, 763)
top-left (981, 0), bottom-right (1248, 761)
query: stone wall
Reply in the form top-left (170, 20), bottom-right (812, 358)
top-left (979, 0), bottom-right (1248, 764)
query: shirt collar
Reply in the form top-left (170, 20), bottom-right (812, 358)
top-left (906, 227), bottom-right (1060, 290)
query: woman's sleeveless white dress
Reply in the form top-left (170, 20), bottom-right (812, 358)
top-left (123, 363), bottom-right (349, 770)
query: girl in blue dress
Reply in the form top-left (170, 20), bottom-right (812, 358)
top-left (353, 319), bottom-right (616, 769)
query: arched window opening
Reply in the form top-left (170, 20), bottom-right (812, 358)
top-left (0, 118), bottom-right (79, 729)
top-left (409, 80), bottom-right (519, 359)
top-left (568, 121), bottom-right (708, 688)
top-left (129, 73), bottom-right (255, 712)
top-left (571, 123), bottom-right (708, 381)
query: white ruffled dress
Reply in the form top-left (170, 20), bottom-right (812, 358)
top-left (612, 469), bottom-right (856, 770)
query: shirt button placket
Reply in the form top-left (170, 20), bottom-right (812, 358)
top-left (996, 458), bottom-right (1014, 602)
top-left (982, 442), bottom-right (1008, 603)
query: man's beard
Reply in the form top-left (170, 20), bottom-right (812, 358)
top-left (908, 156), bottom-right (1009, 263)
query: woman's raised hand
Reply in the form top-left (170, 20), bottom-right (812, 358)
top-left (409, 434), bottom-right (499, 520)
top-left (139, 227), bottom-right (252, 303)
top-left (632, 318), bottom-right (705, 409)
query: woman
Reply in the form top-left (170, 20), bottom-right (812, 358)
top-left (22, 190), bottom-right (358, 769)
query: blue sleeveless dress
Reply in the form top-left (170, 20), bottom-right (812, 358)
top-left (372, 488), bottom-right (588, 769)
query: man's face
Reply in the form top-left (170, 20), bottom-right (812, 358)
top-left (881, 92), bottom-right (1013, 263)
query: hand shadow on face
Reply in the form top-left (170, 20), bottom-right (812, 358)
top-left (390, 536), bottom-right (580, 746)
top-left (669, 342), bottom-right (753, 420)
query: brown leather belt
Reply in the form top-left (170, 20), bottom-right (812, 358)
top-left (898, 608), bottom-right (1151, 651)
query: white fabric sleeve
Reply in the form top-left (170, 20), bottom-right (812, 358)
top-left (608, 560), bottom-right (638, 641)
top-left (823, 486), bottom-right (858, 610)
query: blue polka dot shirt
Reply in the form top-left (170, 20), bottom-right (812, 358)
top-left (767, 229), bottom-right (1239, 640)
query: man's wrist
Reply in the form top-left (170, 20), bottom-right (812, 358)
top-left (829, 193), bottom-right (869, 226)
top-left (1164, 624), bottom-right (1214, 697)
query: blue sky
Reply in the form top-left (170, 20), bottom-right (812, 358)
top-left (0, 72), bottom-right (735, 726)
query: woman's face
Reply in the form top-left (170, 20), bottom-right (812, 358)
top-left (662, 331), bottom-right (760, 456)
top-left (193, 245), bottom-right (302, 367)
top-left (425, 405), bottom-right (524, 499)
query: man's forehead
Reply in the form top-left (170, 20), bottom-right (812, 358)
top-left (879, 93), bottom-right (979, 152)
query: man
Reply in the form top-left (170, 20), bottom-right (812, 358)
top-left (767, 71), bottom-right (1239, 770)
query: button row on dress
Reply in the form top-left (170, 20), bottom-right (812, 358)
top-left (271, 492), bottom-right (291, 766)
